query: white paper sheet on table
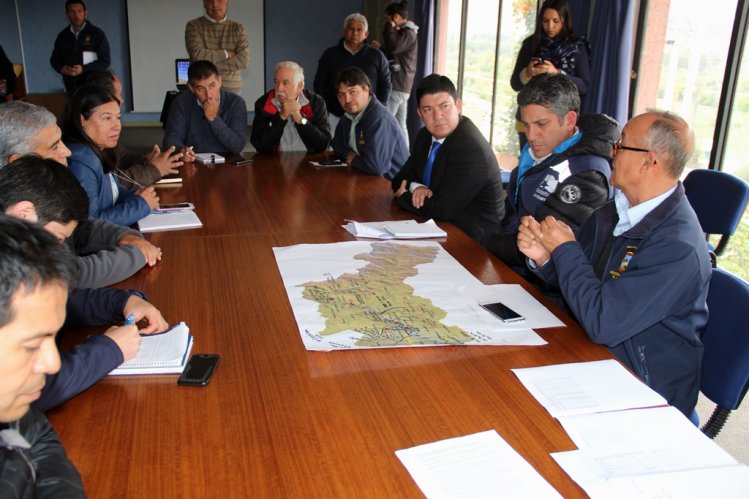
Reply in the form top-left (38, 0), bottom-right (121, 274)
top-left (512, 359), bottom-right (667, 418)
top-left (396, 430), bottom-right (561, 499)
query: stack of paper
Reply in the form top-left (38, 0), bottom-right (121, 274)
top-left (138, 208), bottom-right (203, 233)
top-left (552, 406), bottom-right (749, 498)
top-left (343, 219), bottom-right (447, 239)
top-left (513, 360), bottom-right (749, 497)
top-left (109, 322), bottom-right (193, 375)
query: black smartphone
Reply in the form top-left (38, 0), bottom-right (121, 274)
top-left (480, 302), bottom-right (525, 323)
top-left (177, 354), bottom-right (220, 386)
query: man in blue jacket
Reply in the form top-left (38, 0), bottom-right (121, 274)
top-left (331, 67), bottom-right (407, 180)
top-left (163, 60), bottom-right (248, 158)
top-left (517, 111), bottom-right (711, 417)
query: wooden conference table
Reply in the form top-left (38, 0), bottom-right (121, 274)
top-left (49, 152), bottom-right (612, 498)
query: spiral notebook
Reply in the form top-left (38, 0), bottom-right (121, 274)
top-left (137, 209), bottom-right (203, 233)
top-left (109, 322), bottom-right (193, 375)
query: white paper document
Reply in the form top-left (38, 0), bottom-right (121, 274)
top-left (82, 51), bottom-right (98, 64)
top-left (396, 430), bottom-right (561, 499)
top-left (551, 407), bottom-right (749, 498)
top-left (512, 359), bottom-right (667, 418)
top-left (273, 241), bottom-right (547, 350)
top-left (342, 219), bottom-right (446, 239)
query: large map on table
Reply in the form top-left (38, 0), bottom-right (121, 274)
top-left (273, 241), bottom-right (546, 351)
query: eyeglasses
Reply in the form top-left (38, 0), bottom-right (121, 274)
top-left (612, 140), bottom-right (650, 157)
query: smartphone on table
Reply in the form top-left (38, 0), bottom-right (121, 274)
top-left (178, 354), bottom-right (220, 386)
top-left (480, 302), bottom-right (525, 323)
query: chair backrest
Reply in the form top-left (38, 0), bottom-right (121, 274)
top-left (701, 267), bottom-right (749, 410)
top-left (683, 169), bottom-right (749, 236)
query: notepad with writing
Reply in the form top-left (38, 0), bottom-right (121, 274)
top-left (138, 209), bottom-right (203, 233)
top-left (109, 322), bottom-right (193, 375)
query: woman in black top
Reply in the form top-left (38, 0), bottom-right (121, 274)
top-left (511, 0), bottom-right (590, 147)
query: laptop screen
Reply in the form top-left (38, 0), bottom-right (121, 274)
top-left (176, 59), bottom-right (190, 89)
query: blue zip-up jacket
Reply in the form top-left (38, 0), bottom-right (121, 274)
top-left (332, 97), bottom-right (407, 180)
top-left (68, 143), bottom-right (151, 226)
top-left (32, 288), bottom-right (144, 412)
top-left (533, 183), bottom-right (711, 416)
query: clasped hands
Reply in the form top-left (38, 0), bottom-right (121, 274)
top-left (279, 99), bottom-right (304, 124)
top-left (517, 215), bottom-right (575, 267)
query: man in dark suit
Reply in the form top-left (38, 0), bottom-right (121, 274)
top-left (391, 74), bottom-right (506, 245)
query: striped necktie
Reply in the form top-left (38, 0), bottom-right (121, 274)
top-left (422, 141), bottom-right (442, 187)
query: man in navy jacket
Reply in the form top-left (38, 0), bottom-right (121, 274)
top-left (314, 13), bottom-right (391, 118)
top-left (517, 111), bottom-right (711, 417)
top-left (332, 67), bottom-right (407, 180)
top-left (49, 0), bottom-right (110, 96)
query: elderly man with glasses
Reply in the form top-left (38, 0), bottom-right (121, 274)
top-left (517, 110), bottom-right (711, 418)
top-left (488, 73), bottom-right (619, 268)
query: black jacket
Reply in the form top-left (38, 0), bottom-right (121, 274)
top-left (251, 89), bottom-right (331, 153)
top-left (391, 117), bottom-right (506, 246)
top-left (0, 410), bottom-right (84, 498)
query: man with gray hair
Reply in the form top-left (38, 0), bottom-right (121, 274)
top-left (488, 73), bottom-right (619, 267)
top-left (251, 61), bottom-right (330, 153)
top-left (0, 100), bottom-right (162, 288)
top-left (0, 101), bottom-right (71, 167)
top-left (314, 13), bottom-right (391, 118)
top-left (517, 111), bottom-right (711, 417)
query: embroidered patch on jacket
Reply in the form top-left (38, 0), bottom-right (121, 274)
top-left (560, 184), bottom-right (582, 204)
top-left (609, 245), bottom-right (637, 279)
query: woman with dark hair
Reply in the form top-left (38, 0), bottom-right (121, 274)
top-left (63, 85), bottom-right (158, 226)
top-left (510, 0), bottom-right (590, 146)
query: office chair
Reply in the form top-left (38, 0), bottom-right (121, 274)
top-left (683, 169), bottom-right (749, 266)
top-left (699, 267), bottom-right (749, 439)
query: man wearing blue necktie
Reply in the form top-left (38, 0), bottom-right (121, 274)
top-left (391, 74), bottom-right (506, 246)
top-left (487, 73), bottom-right (619, 268)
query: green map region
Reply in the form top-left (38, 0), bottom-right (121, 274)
top-left (300, 242), bottom-right (473, 347)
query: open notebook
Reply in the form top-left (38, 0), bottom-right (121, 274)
top-left (109, 322), bottom-right (193, 375)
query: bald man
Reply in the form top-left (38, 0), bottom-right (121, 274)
top-left (517, 111), bottom-right (711, 417)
